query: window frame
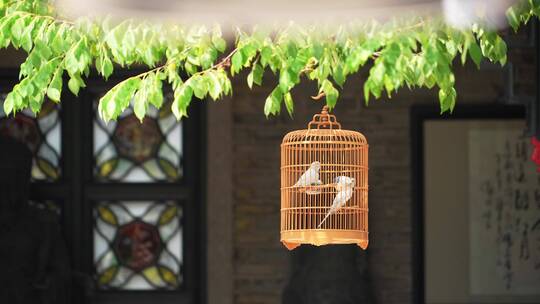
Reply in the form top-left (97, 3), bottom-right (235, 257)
top-left (0, 70), bottom-right (206, 304)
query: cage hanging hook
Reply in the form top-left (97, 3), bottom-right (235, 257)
top-left (321, 105), bottom-right (329, 115)
top-left (307, 106), bottom-right (341, 130)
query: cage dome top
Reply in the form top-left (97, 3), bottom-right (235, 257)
top-left (282, 106), bottom-right (368, 145)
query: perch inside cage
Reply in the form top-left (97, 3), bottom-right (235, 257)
top-left (280, 106), bottom-right (369, 250)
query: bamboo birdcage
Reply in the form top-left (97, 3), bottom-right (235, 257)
top-left (280, 106), bottom-right (369, 250)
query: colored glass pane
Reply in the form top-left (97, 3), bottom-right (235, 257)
top-left (94, 201), bottom-right (183, 290)
top-left (0, 95), bottom-right (61, 181)
top-left (94, 98), bottom-right (183, 182)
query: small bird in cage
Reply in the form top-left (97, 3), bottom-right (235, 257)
top-left (318, 176), bottom-right (356, 228)
top-left (293, 161), bottom-right (323, 195)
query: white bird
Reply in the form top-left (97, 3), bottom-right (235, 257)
top-left (293, 161), bottom-right (322, 194)
top-left (318, 176), bottom-right (355, 228)
top-left (293, 161), bottom-right (321, 187)
top-left (333, 176), bottom-right (355, 191)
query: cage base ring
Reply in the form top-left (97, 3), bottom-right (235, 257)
top-left (281, 230), bottom-right (369, 250)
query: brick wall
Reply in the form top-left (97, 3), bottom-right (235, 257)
top-left (230, 36), bottom-right (535, 304)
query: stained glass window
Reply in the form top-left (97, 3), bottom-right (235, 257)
top-left (94, 201), bottom-right (183, 290)
top-left (93, 99), bottom-right (183, 182)
top-left (0, 95), bottom-right (62, 181)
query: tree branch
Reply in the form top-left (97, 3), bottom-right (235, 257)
top-left (311, 92), bottom-right (325, 100)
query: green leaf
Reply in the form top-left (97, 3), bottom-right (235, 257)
top-left (65, 40), bottom-right (83, 76)
top-left (3, 93), bottom-right (13, 115)
top-left (167, 63), bottom-right (182, 90)
top-left (279, 68), bottom-right (295, 93)
top-left (439, 87), bottom-right (457, 113)
top-left (241, 43), bottom-right (257, 66)
top-left (333, 64), bottom-right (346, 87)
top-left (10, 17), bottom-right (25, 47)
top-left (494, 37), bottom-right (508, 65)
top-left (46, 68), bottom-right (63, 102)
top-left (247, 62), bottom-right (263, 89)
top-left (68, 77), bottom-right (79, 96)
top-left (506, 7), bottom-right (520, 32)
top-left (20, 18), bottom-right (35, 52)
top-left (217, 69), bottom-right (232, 96)
top-left (468, 41), bottom-right (482, 68)
top-left (264, 87), bottom-right (282, 117)
top-left (260, 46), bottom-right (272, 67)
top-left (284, 92), bottom-right (294, 117)
top-left (363, 81), bottom-right (371, 105)
top-left (148, 73), bottom-right (164, 108)
top-left (231, 51), bottom-right (243, 75)
top-left (189, 75), bottom-right (208, 99)
top-left (172, 83), bottom-right (193, 119)
top-left (247, 69), bottom-right (254, 89)
top-left (371, 60), bottom-right (385, 83)
top-left (133, 79), bottom-right (148, 121)
top-left (321, 79), bottom-right (339, 109)
top-left (67, 75), bottom-right (85, 96)
top-left (101, 55), bottom-right (114, 80)
top-left (445, 40), bottom-right (457, 57)
top-left (0, 15), bottom-right (16, 48)
top-left (206, 71), bottom-right (222, 100)
top-left (460, 39), bottom-right (469, 65)
top-left (345, 46), bottom-right (373, 74)
top-left (200, 49), bottom-right (217, 69)
top-left (212, 36), bottom-right (226, 52)
top-left (252, 63), bottom-right (263, 85)
top-left (98, 78), bottom-right (141, 121)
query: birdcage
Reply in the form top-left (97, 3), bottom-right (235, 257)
top-left (280, 106), bottom-right (368, 250)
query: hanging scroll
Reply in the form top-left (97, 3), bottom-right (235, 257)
top-left (469, 128), bottom-right (540, 295)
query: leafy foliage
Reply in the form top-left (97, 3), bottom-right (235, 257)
top-left (0, 0), bottom-right (539, 121)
